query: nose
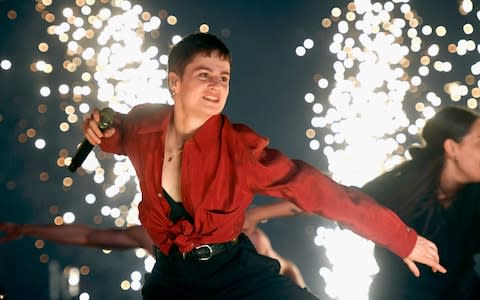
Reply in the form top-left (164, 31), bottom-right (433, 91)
top-left (208, 76), bottom-right (225, 86)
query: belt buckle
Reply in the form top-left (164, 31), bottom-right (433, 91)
top-left (195, 244), bottom-right (213, 261)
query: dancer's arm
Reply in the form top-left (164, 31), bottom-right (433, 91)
top-left (0, 222), bottom-right (154, 255)
top-left (243, 200), bottom-right (303, 234)
top-left (245, 228), bottom-right (307, 288)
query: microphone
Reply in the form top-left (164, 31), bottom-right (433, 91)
top-left (68, 107), bottom-right (116, 173)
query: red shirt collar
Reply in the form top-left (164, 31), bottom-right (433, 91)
top-left (136, 105), bottom-right (224, 152)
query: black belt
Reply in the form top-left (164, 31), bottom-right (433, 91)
top-left (157, 237), bottom-right (240, 262)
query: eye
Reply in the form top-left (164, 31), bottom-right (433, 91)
top-left (221, 76), bottom-right (229, 83)
top-left (199, 72), bottom-right (208, 80)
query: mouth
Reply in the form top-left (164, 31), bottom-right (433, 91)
top-left (203, 95), bottom-right (220, 103)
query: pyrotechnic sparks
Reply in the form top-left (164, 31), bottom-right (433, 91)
top-left (4, 0), bottom-right (479, 298)
top-left (299, 0), bottom-right (480, 299)
top-left (25, 0), bottom-right (182, 297)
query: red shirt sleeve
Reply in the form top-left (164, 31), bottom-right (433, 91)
top-left (243, 135), bottom-right (417, 258)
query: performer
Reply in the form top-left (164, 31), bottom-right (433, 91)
top-left (363, 106), bottom-right (480, 300)
top-left (81, 32), bottom-right (445, 299)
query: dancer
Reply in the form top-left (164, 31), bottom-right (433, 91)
top-left (364, 106), bottom-right (480, 300)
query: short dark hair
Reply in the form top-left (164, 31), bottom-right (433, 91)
top-left (168, 32), bottom-right (232, 77)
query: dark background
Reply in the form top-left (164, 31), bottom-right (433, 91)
top-left (0, 1), bottom-right (477, 299)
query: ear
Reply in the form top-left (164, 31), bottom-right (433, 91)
top-left (443, 138), bottom-right (457, 160)
top-left (168, 72), bottom-right (179, 89)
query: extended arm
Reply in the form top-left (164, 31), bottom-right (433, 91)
top-left (0, 222), bottom-right (154, 255)
top-left (243, 193), bottom-right (446, 276)
top-left (243, 200), bottom-right (303, 234)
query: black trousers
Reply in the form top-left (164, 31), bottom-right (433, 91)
top-left (142, 234), bottom-right (319, 300)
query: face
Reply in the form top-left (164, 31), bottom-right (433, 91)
top-left (170, 52), bottom-right (230, 120)
top-left (449, 118), bottom-right (480, 183)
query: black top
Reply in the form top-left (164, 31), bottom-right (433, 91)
top-left (163, 188), bottom-right (192, 223)
top-left (364, 181), bottom-right (480, 300)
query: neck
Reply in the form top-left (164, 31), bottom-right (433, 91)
top-left (166, 119), bottom-right (186, 151)
top-left (437, 164), bottom-right (464, 204)
top-left (172, 106), bottom-right (210, 139)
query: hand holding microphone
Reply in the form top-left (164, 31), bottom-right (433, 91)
top-left (68, 107), bottom-right (116, 172)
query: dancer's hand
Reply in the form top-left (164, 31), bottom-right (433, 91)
top-left (403, 235), bottom-right (447, 277)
